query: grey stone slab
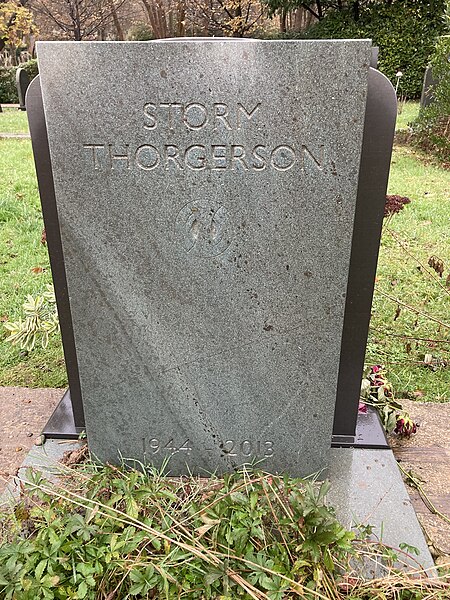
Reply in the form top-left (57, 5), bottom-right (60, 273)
top-left (16, 67), bottom-right (30, 111)
top-left (328, 448), bottom-right (435, 575)
top-left (36, 39), bottom-right (372, 476)
top-left (0, 439), bottom-right (81, 507)
top-left (420, 65), bottom-right (437, 108)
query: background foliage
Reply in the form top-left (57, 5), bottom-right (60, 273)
top-left (412, 35), bottom-right (450, 161)
top-left (0, 58), bottom-right (38, 104)
top-left (270, 0), bottom-right (448, 98)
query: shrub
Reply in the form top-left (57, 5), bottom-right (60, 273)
top-left (412, 35), bottom-right (450, 160)
top-left (278, 0), bottom-right (447, 98)
top-left (126, 22), bottom-right (154, 41)
top-left (0, 65), bottom-right (16, 103)
top-left (0, 58), bottom-right (39, 104)
top-left (20, 57), bottom-right (38, 81)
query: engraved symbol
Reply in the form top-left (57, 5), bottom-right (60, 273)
top-left (175, 200), bottom-right (233, 257)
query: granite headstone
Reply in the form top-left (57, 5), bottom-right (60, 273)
top-left (37, 39), bottom-right (372, 476)
top-left (420, 65), bottom-right (437, 108)
top-left (16, 67), bottom-right (30, 111)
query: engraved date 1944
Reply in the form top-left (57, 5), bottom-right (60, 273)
top-left (142, 438), bottom-right (274, 458)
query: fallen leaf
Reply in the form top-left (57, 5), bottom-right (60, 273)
top-left (394, 305), bottom-right (401, 321)
top-left (31, 266), bottom-right (43, 274)
top-left (428, 255), bottom-right (444, 277)
top-left (424, 353), bottom-right (433, 365)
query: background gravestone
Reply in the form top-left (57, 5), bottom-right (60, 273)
top-left (16, 67), bottom-right (30, 111)
top-left (37, 39), bottom-right (372, 476)
top-left (420, 65), bottom-right (437, 109)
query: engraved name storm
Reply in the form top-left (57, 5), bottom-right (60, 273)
top-left (82, 101), bottom-right (326, 173)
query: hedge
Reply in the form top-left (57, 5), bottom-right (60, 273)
top-left (279, 0), bottom-right (447, 98)
top-left (412, 35), bottom-right (450, 160)
top-left (0, 58), bottom-right (38, 104)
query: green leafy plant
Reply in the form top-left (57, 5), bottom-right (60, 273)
top-left (3, 284), bottom-right (59, 352)
top-left (413, 34), bottom-right (450, 160)
top-left (0, 464), bottom-right (356, 599)
top-left (0, 58), bottom-right (38, 104)
top-left (1, 462), bottom-right (448, 599)
top-left (270, 0), bottom-right (447, 98)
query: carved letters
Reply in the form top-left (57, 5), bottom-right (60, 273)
top-left (82, 100), bottom-right (331, 174)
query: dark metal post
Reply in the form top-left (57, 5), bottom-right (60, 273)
top-left (26, 76), bottom-right (85, 437)
top-left (332, 67), bottom-right (396, 446)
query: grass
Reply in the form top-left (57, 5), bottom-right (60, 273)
top-left (1, 461), bottom-right (449, 599)
top-left (395, 101), bottom-right (419, 131)
top-left (367, 144), bottom-right (450, 401)
top-left (0, 107), bottom-right (29, 134)
top-left (0, 138), bottom-right (66, 387)
top-left (0, 102), bottom-right (449, 402)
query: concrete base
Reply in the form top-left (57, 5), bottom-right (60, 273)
top-left (328, 448), bottom-right (435, 575)
top-left (0, 439), bottom-right (81, 505)
top-left (1, 442), bottom-right (434, 577)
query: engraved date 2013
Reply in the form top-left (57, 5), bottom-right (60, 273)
top-left (221, 440), bottom-right (274, 458)
top-left (142, 438), bottom-right (274, 458)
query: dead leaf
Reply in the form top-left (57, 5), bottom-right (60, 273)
top-left (405, 342), bottom-right (412, 354)
top-left (61, 444), bottom-right (88, 466)
top-left (394, 305), bottom-right (401, 321)
top-left (31, 266), bottom-right (43, 274)
top-left (428, 255), bottom-right (444, 277)
top-left (424, 353), bottom-right (433, 365)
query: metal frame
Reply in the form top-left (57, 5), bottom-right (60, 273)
top-left (332, 67), bottom-right (397, 448)
top-left (26, 64), bottom-right (396, 447)
top-left (26, 76), bottom-right (85, 437)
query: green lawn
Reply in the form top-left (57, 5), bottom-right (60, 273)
top-left (0, 138), bottom-right (66, 387)
top-left (0, 107), bottom-right (29, 134)
top-left (0, 104), bottom-right (449, 400)
top-left (367, 145), bottom-right (450, 401)
top-left (395, 100), bottom-right (420, 131)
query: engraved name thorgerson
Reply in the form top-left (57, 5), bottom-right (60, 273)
top-left (82, 101), bottom-right (329, 173)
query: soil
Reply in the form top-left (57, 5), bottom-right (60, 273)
top-left (0, 387), bottom-right (449, 564)
top-left (390, 399), bottom-right (450, 564)
top-left (0, 386), bottom-right (61, 492)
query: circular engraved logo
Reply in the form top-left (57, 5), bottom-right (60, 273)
top-left (175, 200), bottom-right (233, 257)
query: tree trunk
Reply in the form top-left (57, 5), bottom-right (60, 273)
top-left (280, 10), bottom-right (287, 33)
top-left (108, 0), bottom-right (124, 40)
top-left (176, 0), bottom-right (185, 37)
top-left (140, 0), bottom-right (167, 38)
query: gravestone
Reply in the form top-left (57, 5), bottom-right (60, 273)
top-left (35, 39), bottom-right (380, 476)
top-left (370, 46), bottom-right (379, 68)
top-left (16, 67), bottom-right (30, 111)
top-left (420, 65), bottom-right (437, 108)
